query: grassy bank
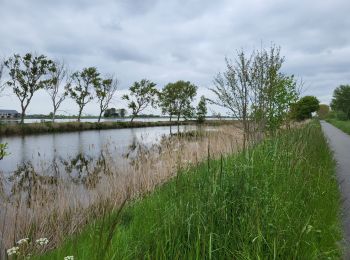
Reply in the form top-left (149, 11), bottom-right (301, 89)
top-left (0, 120), bottom-right (233, 136)
top-left (327, 119), bottom-right (350, 135)
top-left (29, 122), bottom-right (342, 259)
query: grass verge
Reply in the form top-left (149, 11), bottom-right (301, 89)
top-left (34, 121), bottom-right (342, 259)
top-left (326, 119), bottom-right (350, 135)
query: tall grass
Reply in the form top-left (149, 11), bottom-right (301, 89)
top-left (37, 121), bottom-right (342, 259)
top-left (327, 119), bottom-right (350, 135)
top-left (0, 125), bottom-right (242, 255)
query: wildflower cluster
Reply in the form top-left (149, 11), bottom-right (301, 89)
top-left (17, 237), bottom-right (29, 245)
top-left (7, 236), bottom-right (50, 258)
top-left (36, 237), bottom-right (49, 246)
top-left (64, 256), bottom-right (74, 260)
top-left (7, 246), bottom-right (19, 256)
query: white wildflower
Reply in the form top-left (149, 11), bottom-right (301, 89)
top-left (17, 237), bottom-right (29, 245)
top-left (7, 246), bottom-right (19, 256)
top-left (64, 256), bottom-right (74, 260)
top-left (36, 237), bottom-right (49, 246)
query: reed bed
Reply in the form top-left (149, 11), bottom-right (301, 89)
top-left (0, 124), bottom-right (243, 257)
top-left (36, 121), bottom-right (342, 259)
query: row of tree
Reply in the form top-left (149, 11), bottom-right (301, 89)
top-left (0, 53), bottom-right (207, 125)
top-left (0, 54), bottom-right (118, 123)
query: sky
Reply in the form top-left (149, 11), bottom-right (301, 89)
top-left (0, 0), bottom-right (349, 116)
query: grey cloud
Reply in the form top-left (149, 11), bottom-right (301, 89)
top-left (0, 0), bottom-right (350, 115)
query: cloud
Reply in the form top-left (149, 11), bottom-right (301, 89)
top-left (0, 0), bottom-right (349, 115)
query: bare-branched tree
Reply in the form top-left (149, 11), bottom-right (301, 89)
top-left (94, 75), bottom-right (118, 122)
top-left (210, 51), bottom-right (252, 149)
top-left (209, 45), bottom-right (299, 149)
top-left (44, 60), bottom-right (71, 122)
top-left (0, 59), bottom-right (5, 95)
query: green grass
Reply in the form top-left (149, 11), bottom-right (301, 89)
top-left (327, 119), bottom-right (350, 135)
top-left (36, 121), bottom-right (342, 259)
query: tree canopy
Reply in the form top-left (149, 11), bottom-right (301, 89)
top-left (68, 67), bottom-right (101, 122)
top-left (331, 85), bottom-right (350, 120)
top-left (317, 104), bottom-right (330, 119)
top-left (122, 79), bottom-right (158, 122)
top-left (4, 53), bottom-right (55, 123)
top-left (196, 95), bottom-right (207, 123)
top-left (159, 80), bottom-right (197, 123)
top-left (291, 96), bottom-right (320, 121)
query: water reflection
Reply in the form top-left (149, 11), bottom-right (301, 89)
top-left (0, 125), bottom-right (199, 202)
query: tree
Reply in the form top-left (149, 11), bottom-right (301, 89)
top-left (94, 75), bottom-right (118, 122)
top-left (44, 60), bottom-right (70, 122)
top-left (119, 108), bottom-right (126, 118)
top-left (291, 96), bottom-right (320, 120)
top-left (104, 108), bottom-right (116, 117)
top-left (159, 80), bottom-right (197, 133)
top-left (331, 85), bottom-right (350, 120)
top-left (209, 45), bottom-right (299, 148)
top-left (0, 59), bottom-right (5, 95)
top-left (0, 61), bottom-right (7, 160)
top-left (317, 104), bottom-right (330, 119)
top-left (122, 79), bottom-right (158, 122)
top-left (68, 67), bottom-right (101, 122)
top-left (4, 53), bottom-right (54, 123)
top-left (196, 95), bottom-right (207, 123)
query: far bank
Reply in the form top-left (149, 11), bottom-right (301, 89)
top-left (0, 119), bottom-right (237, 137)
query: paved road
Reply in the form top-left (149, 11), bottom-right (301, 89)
top-left (321, 121), bottom-right (350, 258)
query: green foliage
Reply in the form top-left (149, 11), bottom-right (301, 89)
top-left (103, 108), bottom-right (126, 118)
top-left (263, 75), bottom-right (299, 131)
top-left (331, 85), bottom-right (350, 120)
top-left (0, 143), bottom-right (8, 160)
top-left (38, 122), bottom-right (342, 259)
top-left (317, 104), bottom-right (330, 119)
top-left (68, 67), bottom-right (101, 122)
top-left (122, 79), bottom-right (158, 122)
top-left (291, 96), bottom-right (320, 120)
top-left (210, 45), bottom-right (299, 144)
top-left (94, 76), bottom-right (118, 122)
top-left (196, 95), bottom-right (207, 123)
top-left (4, 53), bottom-right (55, 123)
top-left (43, 61), bottom-right (70, 122)
top-left (158, 80), bottom-right (197, 122)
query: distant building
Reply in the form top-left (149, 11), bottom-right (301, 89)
top-left (0, 109), bottom-right (21, 119)
top-left (104, 108), bottom-right (126, 118)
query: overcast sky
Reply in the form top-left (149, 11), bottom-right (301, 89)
top-left (1, 0), bottom-right (349, 116)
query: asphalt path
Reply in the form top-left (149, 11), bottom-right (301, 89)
top-left (321, 121), bottom-right (350, 259)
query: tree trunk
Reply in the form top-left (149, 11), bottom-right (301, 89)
top-left (20, 105), bottom-right (25, 124)
top-left (98, 110), bottom-right (103, 123)
top-left (52, 107), bottom-right (57, 123)
top-left (130, 116), bottom-right (135, 123)
top-left (77, 107), bottom-right (83, 122)
top-left (169, 115), bottom-right (172, 135)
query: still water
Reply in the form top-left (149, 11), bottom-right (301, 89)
top-left (0, 125), bottom-right (195, 175)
